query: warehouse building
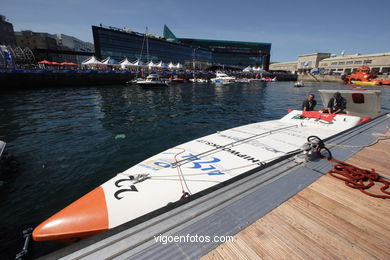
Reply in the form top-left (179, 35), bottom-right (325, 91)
top-left (270, 52), bottom-right (390, 74)
top-left (318, 53), bottom-right (390, 74)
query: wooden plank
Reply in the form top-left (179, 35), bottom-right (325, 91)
top-left (201, 131), bottom-right (390, 260)
top-left (251, 211), bottom-right (335, 259)
top-left (345, 131), bottom-right (390, 177)
top-left (310, 176), bottom-right (390, 221)
top-left (211, 236), bottom-right (261, 260)
top-left (299, 187), bottom-right (390, 247)
top-left (290, 194), bottom-right (390, 259)
top-left (238, 224), bottom-right (303, 260)
top-left (271, 202), bottom-right (376, 260)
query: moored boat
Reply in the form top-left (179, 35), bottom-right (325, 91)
top-left (262, 76), bottom-right (277, 82)
top-left (352, 80), bottom-right (378, 86)
top-left (294, 81), bottom-right (304, 87)
top-left (343, 66), bottom-right (390, 85)
top-left (210, 71), bottom-right (236, 84)
top-left (136, 74), bottom-right (169, 88)
top-left (32, 89), bottom-right (381, 242)
top-left (169, 75), bottom-right (186, 83)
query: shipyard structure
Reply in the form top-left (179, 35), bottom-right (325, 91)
top-left (92, 25), bottom-right (271, 70)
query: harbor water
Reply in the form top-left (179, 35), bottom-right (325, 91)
top-left (1, 82), bottom-right (390, 258)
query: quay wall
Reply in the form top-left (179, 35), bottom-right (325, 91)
top-left (0, 72), bottom-right (297, 89)
top-left (298, 74), bottom-right (343, 83)
top-left (0, 72), bottom-right (135, 89)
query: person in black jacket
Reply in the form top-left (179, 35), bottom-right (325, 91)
top-left (302, 94), bottom-right (317, 111)
top-left (327, 92), bottom-right (347, 114)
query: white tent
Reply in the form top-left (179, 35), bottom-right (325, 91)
top-left (82, 56), bottom-right (103, 65)
top-left (130, 59), bottom-right (147, 67)
top-left (120, 58), bottom-right (135, 69)
top-left (243, 66), bottom-right (252, 72)
top-left (175, 62), bottom-right (183, 69)
top-left (156, 61), bottom-right (168, 69)
top-left (132, 60), bottom-right (141, 66)
top-left (168, 62), bottom-right (175, 69)
top-left (101, 56), bottom-right (120, 66)
top-left (147, 61), bottom-right (158, 69)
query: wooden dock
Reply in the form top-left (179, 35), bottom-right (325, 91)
top-left (201, 132), bottom-right (390, 260)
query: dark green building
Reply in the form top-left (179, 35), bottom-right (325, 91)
top-left (92, 24), bottom-right (271, 69)
top-left (164, 25), bottom-right (271, 69)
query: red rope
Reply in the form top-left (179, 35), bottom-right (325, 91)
top-left (306, 136), bottom-right (389, 199)
top-left (327, 158), bottom-right (390, 199)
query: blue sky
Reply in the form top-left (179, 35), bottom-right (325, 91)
top-left (2, 0), bottom-right (389, 62)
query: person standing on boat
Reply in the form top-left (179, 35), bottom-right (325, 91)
top-left (302, 94), bottom-right (317, 111)
top-left (327, 92), bottom-right (347, 114)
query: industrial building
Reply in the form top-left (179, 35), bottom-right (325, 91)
top-left (269, 61), bottom-right (298, 73)
top-left (0, 15), bottom-right (16, 46)
top-left (270, 52), bottom-right (390, 74)
top-left (92, 24), bottom-right (271, 69)
top-left (319, 53), bottom-right (390, 74)
top-left (14, 30), bottom-right (94, 64)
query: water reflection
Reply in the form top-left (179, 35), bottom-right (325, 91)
top-left (0, 82), bottom-right (389, 258)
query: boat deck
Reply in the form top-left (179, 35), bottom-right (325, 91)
top-left (38, 114), bottom-right (390, 260)
top-left (201, 131), bottom-right (390, 260)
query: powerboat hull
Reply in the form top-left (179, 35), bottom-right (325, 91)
top-left (32, 110), bottom-right (364, 242)
top-left (32, 89), bottom-right (382, 242)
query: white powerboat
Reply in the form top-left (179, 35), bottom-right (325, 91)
top-left (210, 71), bottom-right (236, 84)
top-left (294, 81), bottom-right (304, 87)
top-left (136, 74), bottom-right (168, 88)
top-left (32, 89), bottom-right (381, 242)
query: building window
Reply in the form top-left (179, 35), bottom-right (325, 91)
top-left (354, 60), bottom-right (362, 64)
top-left (346, 61), bottom-right (353, 65)
top-left (364, 59), bottom-right (372, 64)
top-left (382, 67), bottom-right (390, 73)
top-left (338, 62), bottom-right (345, 65)
top-left (322, 63), bottom-right (328, 66)
top-left (331, 62), bottom-right (337, 66)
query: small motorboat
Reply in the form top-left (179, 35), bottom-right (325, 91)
top-left (210, 71), bottom-right (236, 84)
top-left (169, 75), bottom-right (186, 83)
top-left (294, 81), bottom-right (305, 87)
top-left (136, 74), bottom-right (169, 88)
top-left (262, 77), bottom-right (277, 82)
